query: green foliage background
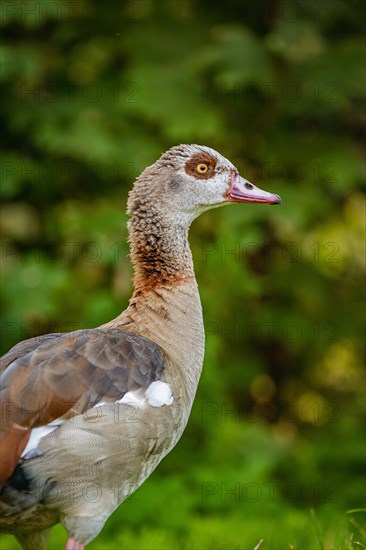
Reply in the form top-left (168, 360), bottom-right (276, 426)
top-left (0, 0), bottom-right (365, 548)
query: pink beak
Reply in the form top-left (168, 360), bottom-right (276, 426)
top-left (227, 173), bottom-right (281, 205)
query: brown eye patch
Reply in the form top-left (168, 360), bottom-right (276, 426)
top-left (184, 152), bottom-right (217, 180)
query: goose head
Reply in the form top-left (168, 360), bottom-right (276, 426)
top-left (128, 144), bottom-right (281, 225)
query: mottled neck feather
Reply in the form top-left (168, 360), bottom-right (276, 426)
top-left (128, 206), bottom-right (195, 294)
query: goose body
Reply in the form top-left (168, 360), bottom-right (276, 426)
top-left (0, 144), bottom-right (281, 549)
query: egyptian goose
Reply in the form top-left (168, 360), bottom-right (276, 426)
top-left (0, 145), bottom-right (281, 549)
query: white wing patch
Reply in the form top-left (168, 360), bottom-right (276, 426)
top-left (21, 422), bottom-right (61, 459)
top-left (145, 381), bottom-right (173, 407)
top-left (115, 381), bottom-right (173, 408)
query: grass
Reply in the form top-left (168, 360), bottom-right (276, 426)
top-left (1, 508), bottom-right (364, 549)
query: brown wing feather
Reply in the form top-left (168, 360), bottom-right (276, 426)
top-left (0, 333), bottom-right (62, 373)
top-left (0, 328), bottom-right (164, 483)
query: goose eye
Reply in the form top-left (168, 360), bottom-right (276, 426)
top-left (196, 163), bottom-right (209, 174)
